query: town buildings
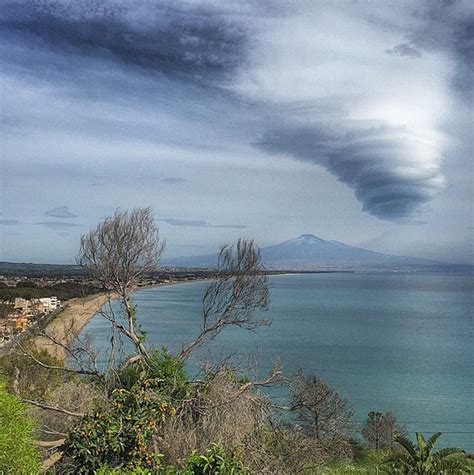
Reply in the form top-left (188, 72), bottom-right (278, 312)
top-left (0, 296), bottom-right (61, 344)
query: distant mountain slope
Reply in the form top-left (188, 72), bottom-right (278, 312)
top-left (162, 234), bottom-right (456, 271)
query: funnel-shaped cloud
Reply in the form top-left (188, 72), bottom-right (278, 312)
top-left (257, 121), bottom-right (445, 221)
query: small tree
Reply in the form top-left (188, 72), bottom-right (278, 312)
top-left (362, 411), bottom-right (406, 449)
top-left (292, 373), bottom-right (354, 457)
top-left (77, 207), bottom-right (164, 367)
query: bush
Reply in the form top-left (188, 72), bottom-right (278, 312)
top-left (184, 443), bottom-right (248, 474)
top-left (158, 366), bottom-right (270, 469)
top-left (62, 378), bottom-right (175, 473)
top-left (116, 347), bottom-right (188, 399)
top-left (0, 380), bottom-right (41, 474)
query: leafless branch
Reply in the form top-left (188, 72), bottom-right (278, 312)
top-left (179, 238), bottom-right (270, 360)
top-left (14, 341), bottom-right (100, 377)
top-left (32, 438), bottom-right (66, 448)
top-left (23, 399), bottom-right (84, 418)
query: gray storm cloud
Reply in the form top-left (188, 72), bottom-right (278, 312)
top-left (0, 0), bottom-right (247, 85)
top-left (257, 122), bottom-right (446, 221)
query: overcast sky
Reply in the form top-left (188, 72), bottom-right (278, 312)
top-left (0, 0), bottom-right (472, 264)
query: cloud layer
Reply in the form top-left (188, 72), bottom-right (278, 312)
top-left (228, 0), bottom-right (462, 222)
top-left (160, 218), bottom-right (246, 229)
top-left (0, 219), bottom-right (20, 225)
top-left (36, 221), bottom-right (82, 230)
top-left (45, 206), bottom-right (78, 218)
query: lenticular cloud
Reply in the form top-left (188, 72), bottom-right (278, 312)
top-left (257, 121), bottom-right (446, 222)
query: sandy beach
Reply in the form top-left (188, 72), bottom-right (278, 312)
top-left (32, 293), bottom-right (112, 360)
top-left (31, 279), bottom-right (212, 360)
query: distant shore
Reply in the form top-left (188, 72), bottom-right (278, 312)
top-left (31, 278), bottom-right (212, 360)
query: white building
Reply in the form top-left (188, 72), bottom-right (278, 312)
top-left (14, 296), bottom-right (61, 314)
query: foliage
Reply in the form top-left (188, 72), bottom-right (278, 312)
top-left (251, 423), bottom-right (329, 473)
top-left (87, 445), bottom-right (247, 474)
top-left (362, 411), bottom-right (406, 449)
top-left (93, 466), bottom-right (153, 474)
top-left (0, 380), bottom-right (41, 474)
top-left (30, 381), bottom-right (98, 442)
top-left (382, 432), bottom-right (469, 474)
top-left (184, 443), bottom-right (248, 474)
top-left (321, 448), bottom-right (389, 474)
top-left (116, 347), bottom-right (188, 399)
top-left (0, 346), bottom-right (68, 399)
top-left (62, 378), bottom-right (175, 473)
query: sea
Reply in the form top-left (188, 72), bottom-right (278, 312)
top-left (80, 272), bottom-right (474, 450)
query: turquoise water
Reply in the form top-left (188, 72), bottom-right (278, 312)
top-left (81, 273), bottom-right (474, 450)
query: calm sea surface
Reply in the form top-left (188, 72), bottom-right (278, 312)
top-left (82, 273), bottom-right (474, 450)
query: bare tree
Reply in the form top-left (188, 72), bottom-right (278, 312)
top-left (362, 411), bottom-right (406, 449)
top-left (292, 373), bottom-right (354, 457)
top-left (179, 238), bottom-right (270, 360)
top-left (77, 207), bottom-right (164, 367)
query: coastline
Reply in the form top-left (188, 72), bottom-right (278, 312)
top-left (31, 278), bottom-right (213, 360)
top-left (30, 273), bottom-right (316, 360)
top-left (32, 293), bottom-right (113, 359)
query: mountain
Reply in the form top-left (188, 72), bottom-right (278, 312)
top-left (162, 234), bottom-right (460, 271)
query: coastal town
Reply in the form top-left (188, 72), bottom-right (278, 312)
top-left (0, 295), bottom-right (61, 343)
top-left (0, 266), bottom-right (218, 349)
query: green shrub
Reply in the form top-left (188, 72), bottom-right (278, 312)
top-left (62, 379), bottom-right (175, 473)
top-left (0, 380), bottom-right (41, 474)
top-left (383, 432), bottom-right (469, 474)
top-left (117, 347), bottom-right (188, 398)
top-left (184, 443), bottom-right (248, 474)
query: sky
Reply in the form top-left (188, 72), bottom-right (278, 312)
top-left (0, 0), bottom-right (473, 264)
